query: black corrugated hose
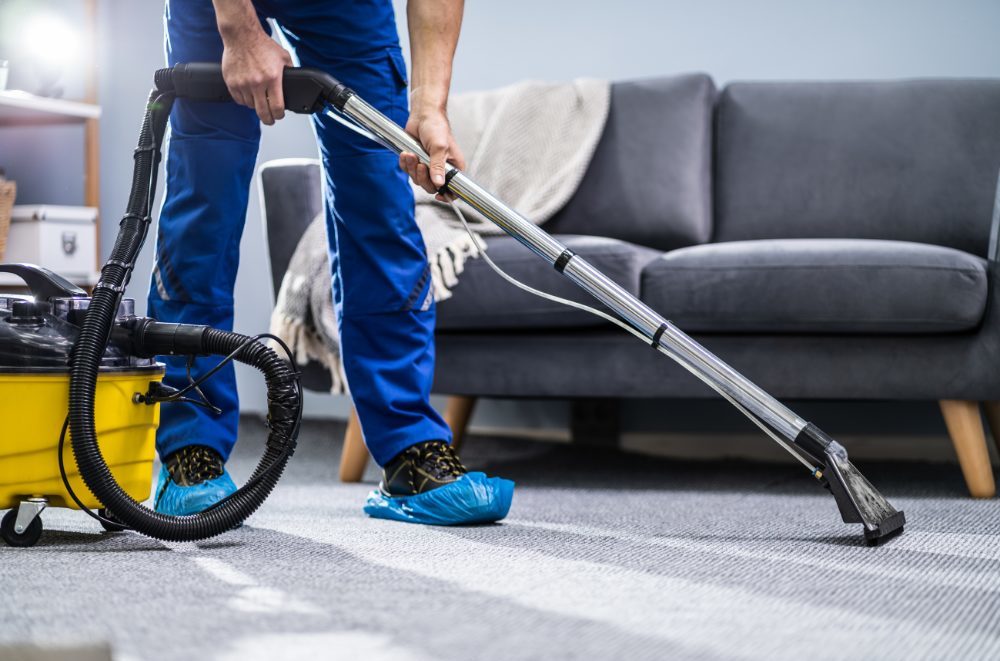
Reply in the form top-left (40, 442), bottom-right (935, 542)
top-left (67, 73), bottom-right (301, 541)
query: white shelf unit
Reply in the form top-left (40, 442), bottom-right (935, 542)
top-left (0, 92), bottom-right (102, 290)
top-left (0, 91), bottom-right (101, 126)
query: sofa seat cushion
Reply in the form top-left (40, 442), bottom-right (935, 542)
top-left (641, 239), bottom-right (988, 333)
top-left (437, 235), bottom-right (660, 330)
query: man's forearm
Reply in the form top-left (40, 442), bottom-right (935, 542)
top-left (210, 0), bottom-right (291, 124)
top-left (212, 0), bottom-right (263, 42)
top-left (407, 0), bottom-right (464, 111)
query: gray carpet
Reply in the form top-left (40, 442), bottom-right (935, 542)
top-left (2, 417), bottom-right (999, 660)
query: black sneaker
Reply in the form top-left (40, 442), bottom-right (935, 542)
top-left (164, 445), bottom-right (226, 486)
top-left (380, 440), bottom-right (467, 497)
top-left (154, 445), bottom-right (238, 516)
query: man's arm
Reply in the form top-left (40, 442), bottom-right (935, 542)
top-left (400, 0), bottom-right (466, 201)
top-left (212, 0), bottom-right (291, 125)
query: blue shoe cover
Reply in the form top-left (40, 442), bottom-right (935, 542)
top-left (153, 465), bottom-right (238, 516)
top-left (364, 472), bottom-right (514, 525)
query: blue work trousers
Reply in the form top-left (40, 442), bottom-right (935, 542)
top-left (151, 0), bottom-right (450, 466)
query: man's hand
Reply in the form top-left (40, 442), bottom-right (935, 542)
top-left (214, 0), bottom-right (292, 125)
top-left (400, 95), bottom-right (466, 202)
top-left (401, 0), bottom-right (465, 202)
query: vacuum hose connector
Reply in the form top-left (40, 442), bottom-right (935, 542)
top-left (119, 318), bottom-right (210, 358)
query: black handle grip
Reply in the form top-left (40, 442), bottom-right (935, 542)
top-left (0, 263), bottom-right (88, 300)
top-left (162, 63), bottom-right (353, 113)
top-left (166, 63), bottom-right (233, 103)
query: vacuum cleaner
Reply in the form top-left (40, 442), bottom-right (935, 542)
top-left (0, 76), bottom-right (303, 547)
top-left (150, 63), bottom-right (904, 545)
top-left (0, 63), bottom-right (903, 548)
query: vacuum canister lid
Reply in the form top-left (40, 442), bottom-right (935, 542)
top-left (0, 294), bottom-right (158, 373)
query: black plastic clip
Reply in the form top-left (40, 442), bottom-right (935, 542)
top-left (651, 323), bottom-right (668, 349)
top-left (554, 249), bottom-right (576, 273)
top-left (436, 168), bottom-right (459, 196)
top-left (119, 212), bottom-right (151, 228)
top-left (94, 282), bottom-right (126, 294)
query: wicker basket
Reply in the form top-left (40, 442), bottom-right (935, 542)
top-left (0, 178), bottom-right (14, 261)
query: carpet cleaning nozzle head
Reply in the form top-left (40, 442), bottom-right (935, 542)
top-left (795, 424), bottom-right (905, 545)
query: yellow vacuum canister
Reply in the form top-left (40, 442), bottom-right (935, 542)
top-left (0, 264), bottom-right (163, 546)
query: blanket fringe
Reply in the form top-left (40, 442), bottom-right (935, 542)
top-left (268, 313), bottom-right (348, 395)
top-left (429, 229), bottom-right (486, 301)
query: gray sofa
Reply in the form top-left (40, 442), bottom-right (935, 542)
top-left (260, 74), bottom-right (1000, 496)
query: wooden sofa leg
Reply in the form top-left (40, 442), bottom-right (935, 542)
top-left (444, 396), bottom-right (477, 453)
top-left (339, 406), bottom-right (370, 483)
top-left (980, 401), bottom-right (1000, 460)
top-left (939, 400), bottom-right (996, 498)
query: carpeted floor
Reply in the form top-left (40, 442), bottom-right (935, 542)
top-left (2, 417), bottom-right (999, 660)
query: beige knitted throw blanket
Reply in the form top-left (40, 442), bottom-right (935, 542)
top-left (270, 79), bottom-right (610, 392)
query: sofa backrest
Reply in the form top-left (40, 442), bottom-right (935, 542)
top-left (714, 80), bottom-right (1000, 256)
top-left (546, 74), bottom-right (716, 251)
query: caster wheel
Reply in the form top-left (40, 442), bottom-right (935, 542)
top-left (1, 509), bottom-right (43, 547)
top-left (97, 508), bottom-right (128, 533)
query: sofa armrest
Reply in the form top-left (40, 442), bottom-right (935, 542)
top-left (988, 168), bottom-right (1000, 263)
top-left (257, 159), bottom-right (331, 393)
top-left (257, 158), bottom-right (323, 300)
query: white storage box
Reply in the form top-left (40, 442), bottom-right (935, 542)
top-left (6, 205), bottom-right (97, 279)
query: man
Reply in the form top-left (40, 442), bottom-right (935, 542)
top-left (151, 0), bottom-right (512, 524)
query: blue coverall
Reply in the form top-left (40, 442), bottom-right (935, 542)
top-left (151, 0), bottom-right (451, 467)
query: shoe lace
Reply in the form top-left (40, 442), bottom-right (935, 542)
top-left (166, 445), bottom-right (225, 486)
top-left (405, 441), bottom-right (466, 481)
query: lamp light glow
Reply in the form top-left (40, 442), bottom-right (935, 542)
top-left (20, 12), bottom-right (82, 71)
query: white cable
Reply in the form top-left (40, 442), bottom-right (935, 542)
top-left (447, 202), bottom-right (818, 473)
top-left (654, 345), bottom-right (816, 471)
top-left (448, 202), bottom-right (650, 342)
top-left (324, 108), bottom-right (392, 149)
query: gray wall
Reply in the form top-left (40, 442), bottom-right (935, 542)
top-left (7, 1), bottom-right (1000, 439)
